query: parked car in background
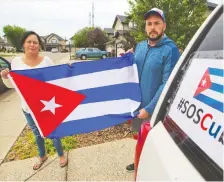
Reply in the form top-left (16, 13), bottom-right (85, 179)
top-left (135, 4), bottom-right (223, 182)
top-left (0, 57), bottom-right (11, 93)
top-left (75, 48), bottom-right (109, 60)
top-left (2, 46), bottom-right (16, 53)
top-left (61, 49), bottom-right (68, 53)
top-left (51, 48), bottom-right (59, 53)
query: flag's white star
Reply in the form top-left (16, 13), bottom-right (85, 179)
top-left (40, 97), bottom-right (62, 115)
top-left (201, 78), bottom-right (207, 87)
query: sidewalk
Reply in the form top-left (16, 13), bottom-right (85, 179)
top-left (0, 139), bottom-right (135, 181)
top-left (0, 89), bottom-right (26, 165)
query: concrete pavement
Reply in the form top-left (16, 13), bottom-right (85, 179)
top-left (0, 139), bottom-right (135, 181)
top-left (0, 89), bottom-right (26, 165)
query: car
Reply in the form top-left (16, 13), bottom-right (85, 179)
top-left (75, 47), bottom-right (109, 60)
top-left (61, 49), bottom-right (68, 53)
top-left (0, 57), bottom-right (11, 93)
top-left (51, 48), bottom-right (59, 53)
top-left (3, 46), bottom-right (16, 53)
top-left (135, 4), bottom-right (223, 181)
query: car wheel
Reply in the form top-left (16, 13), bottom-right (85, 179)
top-left (102, 54), bottom-right (107, 59)
top-left (81, 55), bottom-right (87, 60)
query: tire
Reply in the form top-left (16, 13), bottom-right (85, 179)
top-left (81, 55), bottom-right (87, 60)
top-left (102, 54), bottom-right (107, 59)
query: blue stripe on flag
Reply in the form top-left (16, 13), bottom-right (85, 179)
top-left (210, 83), bottom-right (224, 94)
top-left (47, 112), bottom-right (135, 138)
top-left (12, 53), bottom-right (134, 82)
top-left (194, 94), bottom-right (223, 113)
top-left (209, 68), bottom-right (224, 77)
top-left (79, 83), bottom-right (141, 104)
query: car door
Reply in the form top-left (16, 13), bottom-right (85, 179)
top-left (0, 57), bottom-right (11, 93)
top-left (137, 4), bottom-right (223, 181)
top-left (87, 48), bottom-right (94, 58)
top-left (93, 48), bottom-right (101, 58)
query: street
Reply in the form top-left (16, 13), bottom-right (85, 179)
top-left (4, 52), bottom-right (71, 65)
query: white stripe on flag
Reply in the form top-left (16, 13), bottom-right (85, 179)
top-left (48, 65), bottom-right (139, 91)
top-left (210, 75), bottom-right (224, 86)
top-left (62, 99), bottom-right (140, 122)
top-left (201, 88), bottom-right (224, 102)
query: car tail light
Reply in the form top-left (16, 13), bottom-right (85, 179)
top-left (134, 121), bottom-right (152, 181)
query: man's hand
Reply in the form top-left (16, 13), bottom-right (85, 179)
top-left (125, 48), bottom-right (134, 54)
top-left (137, 108), bottom-right (150, 119)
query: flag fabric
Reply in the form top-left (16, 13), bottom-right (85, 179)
top-left (194, 67), bottom-right (224, 113)
top-left (9, 53), bottom-right (141, 138)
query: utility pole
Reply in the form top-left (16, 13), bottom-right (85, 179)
top-left (89, 12), bottom-right (91, 27)
top-left (92, 1), bottom-right (94, 27)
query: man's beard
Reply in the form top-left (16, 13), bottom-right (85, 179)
top-left (148, 32), bottom-right (163, 41)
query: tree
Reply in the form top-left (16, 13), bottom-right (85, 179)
top-left (72, 27), bottom-right (108, 50)
top-left (126, 0), bottom-right (208, 49)
top-left (72, 27), bottom-right (94, 48)
top-left (3, 25), bottom-right (26, 51)
top-left (120, 31), bottom-right (137, 51)
top-left (87, 28), bottom-right (109, 50)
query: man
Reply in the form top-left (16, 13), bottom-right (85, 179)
top-left (126, 8), bottom-right (180, 172)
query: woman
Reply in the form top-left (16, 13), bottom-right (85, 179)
top-left (0, 31), bottom-right (68, 170)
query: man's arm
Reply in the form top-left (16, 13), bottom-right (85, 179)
top-left (144, 46), bottom-right (180, 115)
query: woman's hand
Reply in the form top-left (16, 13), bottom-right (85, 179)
top-left (0, 68), bottom-right (10, 79)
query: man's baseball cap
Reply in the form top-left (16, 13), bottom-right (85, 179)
top-left (144, 8), bottom-right (165, 22)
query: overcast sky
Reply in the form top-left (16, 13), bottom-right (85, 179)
top-left (0, 0), bottom-right (222, 39)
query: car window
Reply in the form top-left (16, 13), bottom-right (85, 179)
top-left (0, 57), bottom-right (10, 70)
top-left (94, 48), bottom-right (100, 52)
top-left (157, 9), bottom-right (223, 181)
top-left (197, 12), bottom-right (223, 51)
top-left (80, 48), bottom-right (85, 51)
top-left (88, 48), bottom-right (93, 52)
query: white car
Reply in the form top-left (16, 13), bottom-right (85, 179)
top-left (51, 48), bottom-right (58, 53)
top-left (136, 4), bottom-right (223, 181)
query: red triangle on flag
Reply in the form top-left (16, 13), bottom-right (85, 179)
top-left (194, 69), bottom-right (211, 97)
top-left (10, 72), bottom-right (86, 137)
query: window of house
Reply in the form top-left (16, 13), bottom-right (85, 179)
top-left (51, 39), bottom-right (57, 43)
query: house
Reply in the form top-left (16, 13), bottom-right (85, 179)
top-left (104, 15), bottom-right (135, 56)
top-left (112, 15), bottom-right (130, 32)
top-left (40, 33), bottom-right (66, 52)
top-left (103, 28), bottom-right (114, 40)
top-left (0, 35), bottom-right (14, 51)
top-left (0, 37), bottom-right (5, 50)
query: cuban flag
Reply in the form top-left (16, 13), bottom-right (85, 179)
top-left (194, 67), bottom-right (224, 113)
top-left (9, 53), bottom-right (141, 138)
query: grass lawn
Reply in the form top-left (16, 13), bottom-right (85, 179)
top-left (6, 126), bottom-right (77, 161)
top-left (0, 54), bottom-right (15, 57)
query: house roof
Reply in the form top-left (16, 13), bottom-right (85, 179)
top-left (104, 28), bottom-right (114, 34)
top-left (117, 15), bottom-right (128, 23)
top-left (42, 33), bottom-right (65, 41)
top-left (112, 15), bottom-right (128, 29)
top-left (207, 1), bottom-right (217, 10)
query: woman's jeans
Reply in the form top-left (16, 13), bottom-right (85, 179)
top-left (23, 111), bottom-right (64, 157)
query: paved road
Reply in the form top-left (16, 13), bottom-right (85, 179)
top-left (4, 52), bottom-right (71, 65)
